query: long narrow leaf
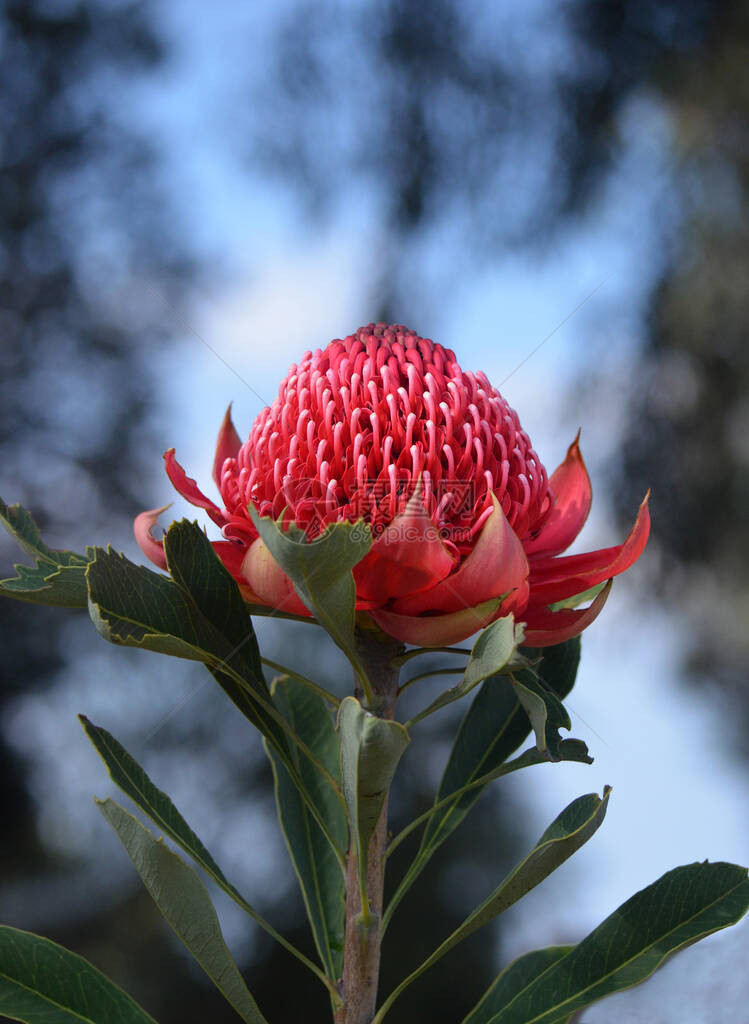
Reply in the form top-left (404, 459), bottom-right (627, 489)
top-left (98, 799), bottom-right (269, 1024)
top-left (374, 790), bottom-right (609, 1023)
top-left (427, 790), bottom-right (609, 959)
top-left (85, 543), bottom-right (343, 850)
top-left (338, 697), bottom-right (409, 916)
top-left (386, 742), bottom-right (591, 862)
top-left (163, 520), bottom-right (264, 684)
top-left (483, 861), bottom-right (749, 1023)
top-left (508, 672), bottom-right (572, 761)
top-left (0, 925), bottom-right (158, 1024)
top-left (266, 677), bottom-right (348, 980)
top-left (80, 715), bottom-right (334, 992)
top-left (429, 640), bottom-right (583, 853)
top-left (385, 639), bottom-right (585, 929)
top-left (461, 946), bottom-right (573, 1023)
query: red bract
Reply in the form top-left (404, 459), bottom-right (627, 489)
top-left (135, 324), bottom-right (649, 647)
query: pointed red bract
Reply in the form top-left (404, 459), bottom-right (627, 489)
top-left (354, 482), bottom-right (455, 604)
top-left (527, 494), bottom-right (650, 609)
top-left (164, 449), bottom-right (226, 527)
top-left (370, 598), bottom-right (502, 646)
top-left (212, 405), bottom-right (242, 489)
top-left (524, 432), bottom-right (591, 559)
top-left (392, 494), bottom-right (528, 615)
top-left (523, 580), bottom-right (612, 647)
top-left (133, 505), bottom-right (170, 570)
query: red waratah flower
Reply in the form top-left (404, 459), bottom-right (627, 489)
top-left (135, 324), bottom-right (649, 648)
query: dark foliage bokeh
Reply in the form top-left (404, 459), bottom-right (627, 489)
top-left (1, 1), bottom-right (747, 1022)
top-left (0, 0), bottom-right (171, 882)
top-left (250, 0), bottom-right (749, 757)
top-left (0, 1), bottom-right (225, 1019)
top-left (603, 2), bottom-right (749, 747)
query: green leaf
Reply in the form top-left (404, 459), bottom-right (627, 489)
top-left (249, 510), bottom-right (372, 693)
top-left (338, 696), bottom-right (409, 916)
top-left (160, 521), bottom-right (347, 833)
top-left (79, 716), bottom-right (332, 992)
top-left (384, 639), bottom-right (586, 930)
top-left (85, 544), bottom-right (284, 748)
top-left (0, 497), bottom-right (71, 562)
top-left (462, 618), bottom-right (525, 689)
top-left (161, 520), bottom-right (276, 731)
top-left (548, 582), bottom-right (606, 612)
top-left (86, 542), bottom-right (343, 862)
top-left (261, 658), bottom-right (341, 707)
top-left (98, 799), bottom-right (269, 1024)
top-left (240, 602), bottom-right (313, 624)
top-left (462, 946), bottom-right (574, 1024)
top-left (520, 637), bottom-right (581, 687)
top-left (86, 546), bottom-right (231, 660)
top-left (0, 557), bottom-right (90, 607)
top-left (507, 635), bottom-right (589, 761)
top-left (509, 673), bottom-right (571, 761)
top-left (265, 676), bottom-right (348, 980)
top-left (164, 520), bottom-right (264, 680)
top-left (374, 789), bottom-right (609, 1023)
top-left (482, 861), bottom-right (749, 1024)
top-left (431, 638), bottom-right (585, 846)
top-left (405, 617), bottom-right (522, 727)
top-left (0, 925), bottom-right (158, 1024)
top-left (428, 790), bottom-right (609, 959)
top-left (385, 744), bottom-right (591, 866)
top-left (0, 497), bottom-right (91, 607)
top-left (81, 715), bottom-right (231, 882)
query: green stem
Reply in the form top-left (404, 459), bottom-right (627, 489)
top-left (381, 748), bottom-right (546, 934)
top-left (352, 662), bottom-right (376, 708)
top-left (397, 666), bottom-right (463, 697)
top-left (385, 747), bottom-right (544, 861)
top-left (392, 646), bottom-right (472, 667)
top-left (230, 883), bottom-right (341, 1001)
top-left (335, 627), bottom-right (403, 1024)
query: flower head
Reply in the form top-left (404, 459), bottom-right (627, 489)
top-left (136, 323), bottom-right (649, 646)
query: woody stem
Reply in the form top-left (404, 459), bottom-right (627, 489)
top-left (334, 626), bottom-right (404, 1024)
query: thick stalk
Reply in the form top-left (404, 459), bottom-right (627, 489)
top-left (335, 625), bottom-right (403, 1024)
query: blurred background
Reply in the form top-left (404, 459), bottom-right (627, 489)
top-left (1, 1), bottom-right (748, 1021)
